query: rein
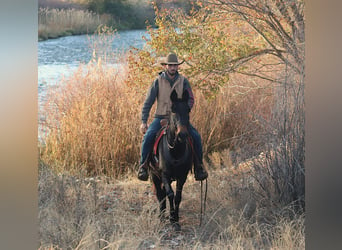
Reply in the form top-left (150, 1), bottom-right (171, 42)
top-left (167, 134), bottom-right (176, 149)
top-left (199, 179), bottom-right (208, 227)
top-left (187, 136), bottom-right (208, 227)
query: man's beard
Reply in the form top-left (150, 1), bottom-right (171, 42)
top-left (167, 69), bottom-right (176, 76)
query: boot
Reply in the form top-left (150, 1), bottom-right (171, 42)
top-left (137, 163), bottom-right (148, 181)
top-left (194, 162), bottom-right (208, 181)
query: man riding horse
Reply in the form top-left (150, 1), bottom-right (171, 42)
top-left (138, 53), bottom-right (208, 181)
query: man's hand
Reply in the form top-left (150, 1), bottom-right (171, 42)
top-left (140, 123), bottom-right (148, 134)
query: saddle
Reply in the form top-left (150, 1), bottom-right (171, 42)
top-left (149, 123), bottom-right (167, 170)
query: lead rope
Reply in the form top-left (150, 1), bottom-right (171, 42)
top-left (199, 178), bottom-right (208, 227)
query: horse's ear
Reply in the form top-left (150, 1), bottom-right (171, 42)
top-left (170, 90), bottom-right (178, 102)
top-left (182, 90), bottom-right (189, 101)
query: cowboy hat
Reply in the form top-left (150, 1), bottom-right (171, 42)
top-left (160, 53), bottom-right (184, 65)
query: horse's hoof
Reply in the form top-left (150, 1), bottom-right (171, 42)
top-left (172, 222), bottom-right (181, 232)
top-left (159, 214), bottom-right (167, 223)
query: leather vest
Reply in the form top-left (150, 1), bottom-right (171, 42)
top-left (155, 75), bottom-right (184, 117)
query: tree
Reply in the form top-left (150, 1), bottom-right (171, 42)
top-left (200, 0), bottom-right (305, 209)
top-left (203, 0), bottom-right (304, 78)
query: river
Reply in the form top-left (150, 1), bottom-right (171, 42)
top-left (38, 29), bottom-right (149, 141)
top-left (38, 29), bottom-right (148, 85)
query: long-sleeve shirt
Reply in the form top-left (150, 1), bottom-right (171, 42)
top-left (141, 71), bottom-right (195, 123)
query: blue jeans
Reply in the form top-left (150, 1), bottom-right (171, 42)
top-left (140, 118), bottom-right (203, 164)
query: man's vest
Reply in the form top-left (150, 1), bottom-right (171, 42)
top-left (155, 74), bottom-right (184, 117)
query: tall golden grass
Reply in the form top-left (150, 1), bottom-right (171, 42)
top-left (38, 7), bottom-right (111, 40)
top-left (40, 60), bottom-right (142, 177)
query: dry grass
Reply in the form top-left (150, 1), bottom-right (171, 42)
top-left (190, 75), bottom-right (274, 156)
top-left (39, 58), bottom-right (142, 177)
top-left (38, 7), bottom-right (111, 40)
top-left (38, 0), bottom-right (86, 9)
top-left (38, 151), bottom-right (304, 249)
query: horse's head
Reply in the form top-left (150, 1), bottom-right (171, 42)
top-left (170, 90), bottom-right (190, 142)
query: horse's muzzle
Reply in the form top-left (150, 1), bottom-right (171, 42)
top-left (176, 126), bottom-right (188, 143)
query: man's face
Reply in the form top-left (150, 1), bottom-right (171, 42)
top-left (166, 64), bottom-right (178, 76)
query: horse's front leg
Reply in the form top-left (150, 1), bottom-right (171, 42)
top-left (174, 177), bottom-right (186, 223)
top-left (152, 175), bottom-right (166, 221)
top-left (161, 175), bottom-right (176, 224)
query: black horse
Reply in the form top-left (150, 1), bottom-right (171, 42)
top-left (150, 90), bottom-right (193, 230)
